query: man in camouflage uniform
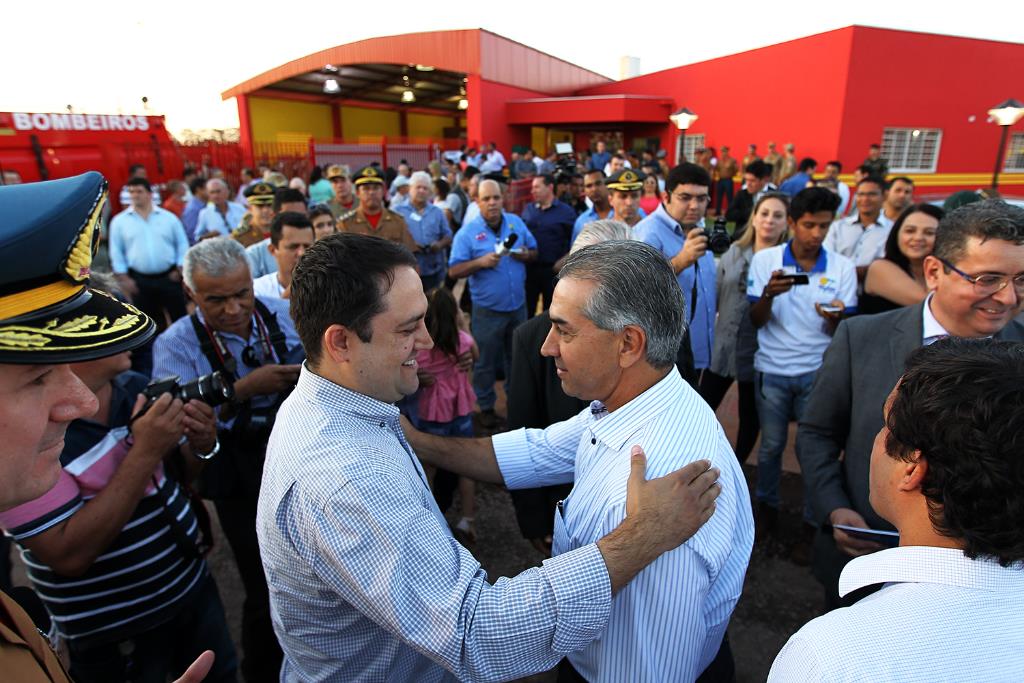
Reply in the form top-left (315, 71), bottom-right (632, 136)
top-left (325, 165), bottom-right (359, 222)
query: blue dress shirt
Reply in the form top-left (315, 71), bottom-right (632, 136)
top-left (588, 152), bottom-right (611, 171)
top-left (571, 206), bottom-right (647, 244)
top-left (257, 368), bottom-right (613, 682)
top-left (245, 238), bottom-right (277, 279)
top-left (394, 202), bottom-right (453, 276)
top-left (181, 197), bottom-right (206, 244)
top-left (493, 370), bottom-right (754, 681)
top-left (194, 202), bottom-right (246, 239)
top-left (151, 296), bottom-right (300, 424)
top-left (521, 199), bottom-right (577, 264)
top-left (633, 204), bottom-right (717, 369)
top-left (779, 172), bottom-right (812, 197)
top-left (449, 213), bottom-right (537, 313)
top-left (108, 206), bottom-right (189, 275)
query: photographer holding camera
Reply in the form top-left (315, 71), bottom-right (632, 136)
top-left (634, 163), bottom-right (720, 375)
top-left (152, 237), bottom-right (303, 682)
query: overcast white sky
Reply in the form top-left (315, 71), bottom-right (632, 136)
top-left (4, 1), bottom-right (1020, 136)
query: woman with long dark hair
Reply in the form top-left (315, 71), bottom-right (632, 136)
top-left (860, 203), bottom-right (944, 315)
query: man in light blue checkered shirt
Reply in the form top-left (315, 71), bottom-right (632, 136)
top-left (408, 239), bottom-right (753, 682)
top-left (258, 234), bottom-right (721, 682)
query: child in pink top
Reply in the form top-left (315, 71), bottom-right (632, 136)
top-left (416, 287), bottom-right (479, 543)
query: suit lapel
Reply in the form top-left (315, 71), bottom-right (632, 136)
top-left (888, 303), bottom-right (925, 372)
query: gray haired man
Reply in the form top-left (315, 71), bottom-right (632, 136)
top-left (152, 236), bottom-right (303, 681)
top-left (408, 240), bottom-right (754, 681)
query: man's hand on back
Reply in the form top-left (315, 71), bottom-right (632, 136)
top-left (597, 445), bottom-right (720, 593)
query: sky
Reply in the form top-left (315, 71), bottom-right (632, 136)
top-left (3, 1), bottom-right (1020, 138)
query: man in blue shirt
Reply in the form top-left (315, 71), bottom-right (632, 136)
top-left (258, 233), bottom-right (721, 683)
top-left (408, 240), bottom-right (750, 681)
top-left (779, 157), bottom-right (818, 197)
top-left (634, 163), bottom-right (717, 372)
top-left (394, 171), bottom-right (453, 290)
top-left (109, 176), bottom-right (190, 331)
top-left (180, 176), bottom-right (207, 244)
top-left (194, 178), bottom-right (246, 239)
top-left (521, 174), bottom-right (577, 316)
top-left (153, 237), bottom-right (302, 682)
top-left (572, 170), bottom-right (615, 242)
top-left (449, 179), bottom-right (538, 427)
top-left (588, 140), bottom-right (611, 172)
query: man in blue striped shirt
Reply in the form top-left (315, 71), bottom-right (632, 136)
top-left (408, 240), bottom-right (754, 682)
top-left (259, 233), bottom-right (721, 682)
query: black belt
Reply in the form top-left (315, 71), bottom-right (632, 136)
top-left (128, 267), bottom-right (176, 279)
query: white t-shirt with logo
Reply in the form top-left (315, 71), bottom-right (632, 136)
top-left (747, 242), bottom-right (857, 376)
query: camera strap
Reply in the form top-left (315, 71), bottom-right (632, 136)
top-left (189, 301), bottom-right (288, 379)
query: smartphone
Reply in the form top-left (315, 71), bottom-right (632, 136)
top-left (832, 524), bottom-right (900, 548)
top-left (778, 273), bottom-right (810, 285)
top-left (820, 304), bottom-right (843, 313)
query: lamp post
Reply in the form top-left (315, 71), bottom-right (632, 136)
top-left (670, 107), bottom-right (698, 166)
top-left (988, 98), bottom-right (1024, 191)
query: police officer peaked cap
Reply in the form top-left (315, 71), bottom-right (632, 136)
top-left (353, 166), bottom-right (386, 186)
top-left (0, 172), bottom-right (155, 363)
top-left (244, 182), bottom-right (275, 206)
top-left (606, 169), bottom-right (645, 192)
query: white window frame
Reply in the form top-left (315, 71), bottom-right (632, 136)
top-left (682, 133), bottom-right (705, 163)
top-left (881, 127), bottom-right (942, 173)
top-left (1004, 132), bottom-right (1024, 172)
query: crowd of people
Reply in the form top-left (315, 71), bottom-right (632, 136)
top-left (0, 135), bottom-right (1022, 683)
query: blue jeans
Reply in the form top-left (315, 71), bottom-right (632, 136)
top-left (753, 370), bottom-right (817, 508)
top-left (470, 304), bottom-right (527, 411)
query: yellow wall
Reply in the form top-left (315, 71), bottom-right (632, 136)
top-left (408, 113), bottom-right (455, 140)
top-left (249, 97), bottom-right (334, 143)
top-left (341, 106), bottom-right (400, 139)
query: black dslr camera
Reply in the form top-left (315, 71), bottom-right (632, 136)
top-left (703, 216), bottom-right (732, 256)
top-left (143, 371), bottom-right (235, 408)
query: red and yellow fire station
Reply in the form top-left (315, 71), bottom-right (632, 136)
top-left (4, 25), bottom-right (1023, 196)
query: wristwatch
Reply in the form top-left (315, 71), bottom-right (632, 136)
top-left (193, 438), bottom-right (220, 461)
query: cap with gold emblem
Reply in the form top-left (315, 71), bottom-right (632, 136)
top-left (244, 182), bottom-right (275, 206)
top-left (0, 172), bottom-right (155, 364)
top-left (606, 168), bottom-right (645, 192)
top-left (352, 166), bottom-right (386, 187)
top-left (325, 164), bottom-right (350, 181)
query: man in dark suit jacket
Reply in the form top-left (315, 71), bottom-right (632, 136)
top-left (797, 200), bottom-right (1024, 608)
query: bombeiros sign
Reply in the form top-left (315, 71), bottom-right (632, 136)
top-left (12, 112), bottom-right (151, 132)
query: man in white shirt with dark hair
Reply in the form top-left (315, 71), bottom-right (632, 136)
top-left (771, 337), bottom-right (1024, 682)
top-left (252, 212), bottom-right (315, 301)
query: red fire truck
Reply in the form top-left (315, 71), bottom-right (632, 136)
top-left (0, 111), bottom-right (245, 211)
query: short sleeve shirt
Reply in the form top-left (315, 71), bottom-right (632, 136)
top-left (747, 242), bottom-right (857, 376)
top-left (449, 213), bottom-right (537, 312)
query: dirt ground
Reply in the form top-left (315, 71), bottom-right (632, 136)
top-left (9, 383), bottom-right (823, 682)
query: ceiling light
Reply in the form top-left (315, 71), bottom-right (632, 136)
top-left (401, 89), bottom-right (416, 103)
top-left (458, 98), bottom-right (469, 110)
top-left (415, 64), bottom-right (435, 72)
top-left (323, 78), bottom-right (341, 94)
top-left (324, 64), bottom-right (338, 72)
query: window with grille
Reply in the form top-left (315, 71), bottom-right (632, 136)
top-left (1004, 132), bottom-right (1024, 172)
top-left (682, 134), bottom-right (705, 163)
top-left (880, 128), bottom-right (942, 173)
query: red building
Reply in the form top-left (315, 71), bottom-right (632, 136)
top-left (224, 25), bottom-right (1024, 194)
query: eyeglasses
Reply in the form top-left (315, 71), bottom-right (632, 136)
top-left (937, 257), bottom-right (1024, 297)
top-left (671, 192), bottom-right (711, 204)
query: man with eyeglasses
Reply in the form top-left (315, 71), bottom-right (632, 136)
top-left (152, 237), bottom-right (303, 681)
top-left (824, 175), bottom-right (894, 282)
top-left (797, 200), bottom-right (1024, 610)
top-left (634, 163), bottom-right (718, 374)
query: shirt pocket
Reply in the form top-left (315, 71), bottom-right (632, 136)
top-left (552, 500), bottom-right (573, 555)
